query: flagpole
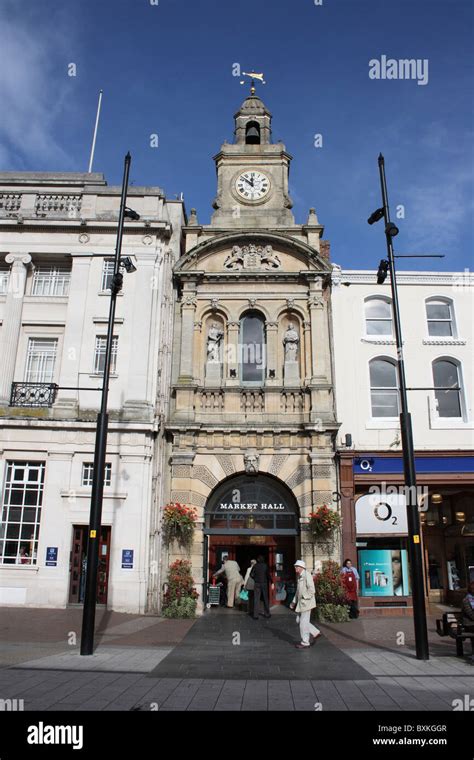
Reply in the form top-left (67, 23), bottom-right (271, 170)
top-left (88, 89), bottom-right (103, 173)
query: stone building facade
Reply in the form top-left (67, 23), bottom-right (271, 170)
top-left (0, 172), bottom-right (184, 612)
top-left (165, 90), bottom-right (341, 611)
top-left (331, 268), bottom-right (474, 614)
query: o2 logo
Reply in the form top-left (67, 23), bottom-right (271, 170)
top-left (373, 502), bottom-right (398, 526)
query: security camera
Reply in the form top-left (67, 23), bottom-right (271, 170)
top-left (121, 256), bottom-right (137, 274)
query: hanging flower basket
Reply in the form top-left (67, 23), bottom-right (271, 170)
top-left (308, 505), bottom-right (341, 542)
top-left (162, 503), bottom-right (197, 548)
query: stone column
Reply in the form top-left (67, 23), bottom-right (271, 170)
top-left (226, 321), bottom-right (240, 386)
top-left (308, 283), bottom-right (330, 383)
top-left (303, 320), bottom-right (311, 382)
top-left (178, 292), bottom-right (197, 381)
top-left (0, 253), bottom-right (31, 404)
top-left (123, 251), bottom-right (160, 418)
top-left (265, 321), bottom-right (279, 386)
top-left (54, 255), bottom-right (92, 416)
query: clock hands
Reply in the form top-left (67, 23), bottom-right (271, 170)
top-left (243, 176), bottom-right (254, 188)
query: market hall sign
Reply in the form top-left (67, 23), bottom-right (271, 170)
top-left (218, 502), bottom-right (286, 511)
top-left (205, 475), bottom-right (298, 533)
top-left (217, 484), bottom-right (292, 513)
top-left (208, 479), bottom-right (296, 515)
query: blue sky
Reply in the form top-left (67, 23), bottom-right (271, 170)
top-left (0, 0), bottom-right (472, 271)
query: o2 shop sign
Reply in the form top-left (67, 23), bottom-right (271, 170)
top-left (355, 492), bottom-right (408, 535)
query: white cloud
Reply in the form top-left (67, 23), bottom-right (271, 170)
top-left (0, 2), bottom-right (77, 169)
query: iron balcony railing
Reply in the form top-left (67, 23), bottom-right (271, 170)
top-left (10, 382), bottom-right (59, 408)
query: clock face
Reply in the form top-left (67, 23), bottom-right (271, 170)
top-left (235, 170), bottom-right (270, 202)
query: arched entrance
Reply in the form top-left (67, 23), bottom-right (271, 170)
top-left (203, 473), bottom-right (300, 607)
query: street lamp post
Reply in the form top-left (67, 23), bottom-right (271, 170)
top-left (80, 152), bottom-right (137, 655)
top-left (368, 153), bottom-right (430, 661)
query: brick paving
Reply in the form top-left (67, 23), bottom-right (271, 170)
top-left (0, 605), bottom-right (472, 711)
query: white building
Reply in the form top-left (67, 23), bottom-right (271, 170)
top-left (331, 268), bottom-right (474, 613)
top-left (0, 172), bottom-right (184, 612)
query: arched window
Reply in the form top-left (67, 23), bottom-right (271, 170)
top-left (369, 358), bottom-right (399, 417)
top-left (245, 121), bottom-right (261, 145)
top-left (433, 359), bottom-right (462, 417)
top-left (240, 312), bottom-right (266, 383)
top-left (365, 297), bottom-right (392, 336)
top-left (426, 298), bottom-right (455, 337)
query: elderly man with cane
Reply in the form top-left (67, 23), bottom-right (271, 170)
top-left (290, 560), bottom-right (321, 649)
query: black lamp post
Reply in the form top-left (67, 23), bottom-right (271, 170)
top-left (368, 153), bottom-right (430, 661)
top-left (80, 152), bottom-right (138, 655)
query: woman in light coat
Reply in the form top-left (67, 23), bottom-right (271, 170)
top-left (290, 560), bottom-right (321, 649)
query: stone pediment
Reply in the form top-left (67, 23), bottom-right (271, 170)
top-left (174, 231), bottom-right (330, 276)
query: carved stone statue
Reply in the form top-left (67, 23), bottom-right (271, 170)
top-left (207, 322), bottom-right (223, 363)
top-left (283, 323), bottom-right (299, 362)
top-left (224, 246), bottom-right (244, 270)
top-left (244, 451), bottom-right (260, 474)
top-left (261, 245), bottom-right (281, 269)
top-left (223, 244), bottom-right (281, 271)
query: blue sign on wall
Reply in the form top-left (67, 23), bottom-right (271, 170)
top-left (122, 549), bottom-right (134, 569)
top-left (45, 547), bottom-right (58, 567)
top-left (354, 456), bottom-right (474, 475)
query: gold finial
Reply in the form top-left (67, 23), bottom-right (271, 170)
top-left (239, 71), bottom-right (266, 94)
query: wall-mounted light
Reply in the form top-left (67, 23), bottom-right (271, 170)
top-left (368, 207), bottom-right (385, 225)
top-left (431, 494), bottom-right (443, 505)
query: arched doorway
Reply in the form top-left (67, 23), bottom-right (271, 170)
top-left (204, 473), bottom-right (300, 607)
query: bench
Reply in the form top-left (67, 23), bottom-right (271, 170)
top-left (436, 611), bottom-right (474, 659)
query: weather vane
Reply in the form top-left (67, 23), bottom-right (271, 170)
top-left (239, 71), bottom-right (266, 95)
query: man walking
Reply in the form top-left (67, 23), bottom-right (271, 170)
top-left (251, 555), bottom-right (272, 619)
top-left (214, 557), bottom-right (244, 608)
top-left (290, 560), bottom-right (320, 649)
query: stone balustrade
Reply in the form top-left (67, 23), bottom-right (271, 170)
top-left (0, 193), bottom-right (22, 216)
top-left (181, 386), bottom-right (314, 423)
top-left (35, 194), bottom-right (82, 218)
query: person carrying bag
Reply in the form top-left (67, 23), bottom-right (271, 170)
top-left (243, 559), bottom-right (256, 616)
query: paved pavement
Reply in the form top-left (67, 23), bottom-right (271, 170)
top-left (0, 604), bottom-right (472, 711)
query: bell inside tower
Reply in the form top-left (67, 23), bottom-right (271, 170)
top-left (245, 120), bottom-right (261, 145)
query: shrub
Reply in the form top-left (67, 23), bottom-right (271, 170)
top-left (162, 597), bottom-right (197, 619)
top-left (315, 603), bottom-right (350, 623)
top-left (313, 560), bottom-right (347, 606)
top-left (162, 559), bottom-right (198, 618)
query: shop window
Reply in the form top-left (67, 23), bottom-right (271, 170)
top-left (369, 358), bottom-right (399, 417)
top-left (432, 359), bottom-right (462, 418)
top-left (357, 538), bottom-right (411, 597)
top-left (365, 297), bottom-right (392, 336)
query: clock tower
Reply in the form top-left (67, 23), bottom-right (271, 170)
top-left (211, 86), bottom-right (294, 228)
top-left (167, 84), bottom-right (340, 615)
